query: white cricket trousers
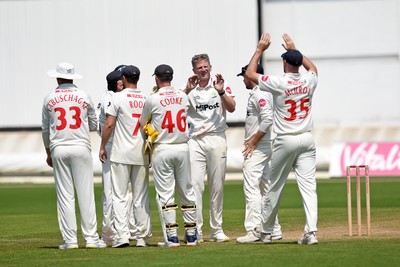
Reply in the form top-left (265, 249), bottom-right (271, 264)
top-left (261, 132), bottom-right (318, 234)
top-left (100, 143), bottom-right (114, 242)
top-left (111, 162), bottom-right (151, 244)
top-left (152, 143), bottom-right (197, 234)
top-left (101, 144), bottom-right (137, 243)
top-left (52, 145), bottom-right (99, 245)
top-left (242, 142), bottom-right (281, 234)
top-left (189, 132), bottom-right (227, 237)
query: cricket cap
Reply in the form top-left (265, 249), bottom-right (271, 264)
top-left (237, 64), bottom-right (264, 76)
top-left (114, 64), bottom-right (127, 71)
top-left (153, 64), bottom-right (173, 78)
top-left (106, 70), bottom-right (123, 92)
top-left (121, 65), bottom-right (140, 78)
top-left (281, 50), bottom-right (303, 67)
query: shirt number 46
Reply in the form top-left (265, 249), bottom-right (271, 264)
top-left (162, 109), bottom-right (186, 133)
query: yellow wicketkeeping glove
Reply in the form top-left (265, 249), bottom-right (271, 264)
top-left (150, 86), bottom-right (159, 95)
top-left (143, 122), bottom-right (159, 154)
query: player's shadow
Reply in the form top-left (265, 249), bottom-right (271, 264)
top-left (236, 241), bottom-right (299, 245)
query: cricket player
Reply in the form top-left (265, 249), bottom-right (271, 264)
top-left (141, 64), bottom-right (198, 247)
top-left (236, 64), bottom-right (283, 243)
top-left (42, 62), bottom-right (106, 249)
top-left (245, 33), bottom-right (319, 245)
top-left (97, 69), bottom-right (140, 245)
top-left (111, 65), bottom-right (140, 241)
top-left (99, 65), bottom-right (151, 248)
top-left (183, 54), bottom-right (236, 242)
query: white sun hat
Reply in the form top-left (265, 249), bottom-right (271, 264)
top-left (47, 62), bottom-right (83, 80)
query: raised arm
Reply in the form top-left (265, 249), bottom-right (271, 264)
top-left (245, 33), bottom-right (271, 84)
top-left (302, 55), bottom-right (318, 75)
top-left (282, 33), bottom-right (317, 75)
top-left (182, 74), bottom-right (199, 95)
top-left (213, 73), bottom-right (236, 113)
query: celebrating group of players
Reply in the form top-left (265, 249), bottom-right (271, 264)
top-left (41, 33), bottom-right (320, 250)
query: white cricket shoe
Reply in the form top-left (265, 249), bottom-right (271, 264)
top-left (185, 233), bottom-right (199, 247)
top-left (271, 229), bottom-right (283, 241)
top-left (236, 232), bottom-right (260, 243)
top-left (157, 236), bottom-right (180, 247)
top-left (59, 242), bottom-right (79, 250)
top-left (136, 237), bottom-right (149, 247)
top-left (86, 240), bottom-right (107, 249)
top-left (259, 233), bottom-right (272, 244)
top-left (210, 232), bottom-right (230, 242)
top-left (112, 241), bottom-right (130, 248)
top-left (298, 232), bottom-right (319, 245)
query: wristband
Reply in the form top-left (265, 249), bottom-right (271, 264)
top-left (218, 90), bottom-right (225, 96)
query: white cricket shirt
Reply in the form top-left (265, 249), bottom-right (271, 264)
top-left (41, 83), bottom-right (97, 151)
top-left (141, 86), bottom-right (189, 144)
top-left (97, 90), bottom-right (114, 144)
top-left (258, 72), bottom-right (318, 135)
top-left (106, 88), bottom-right (148, 165)
top-left (186, 78), bottom-right (235, 137)
top-left (244, 86), bottom-right (273, 142)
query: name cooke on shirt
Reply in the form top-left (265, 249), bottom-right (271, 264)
top-left (160, 97), bottom-right (183, 107)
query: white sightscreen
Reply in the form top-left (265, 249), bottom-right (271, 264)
top-left (0, 0), bottom-right (258, 127)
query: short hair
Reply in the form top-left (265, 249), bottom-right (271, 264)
top-left (191, 53), bottom-right (210, 68)
top-left (157, 76), bottom-right (173, 83)
top-left (125, 76), bottom-right (139, 84)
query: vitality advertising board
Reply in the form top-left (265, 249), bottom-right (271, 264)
top-left (330, 142), bottom-right (400, 177)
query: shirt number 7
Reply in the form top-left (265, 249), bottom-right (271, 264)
top-left (132, 113), bottom-right (141, 136)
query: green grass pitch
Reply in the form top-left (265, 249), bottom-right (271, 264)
top-left (0, 177), bottom-right (399, 267)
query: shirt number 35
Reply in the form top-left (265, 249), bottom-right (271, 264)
top-left (284, 98), bottom-right (310, 121)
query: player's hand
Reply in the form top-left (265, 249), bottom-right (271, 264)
top-left (257, 33), bottom-right (271, 52)
top-left (282, 33), bottom-right (297, 51)
top-left (185, 74), bottom-right (199, 93)
top-left (46, 154), bottom-right (53, 168)
top-left (242, 137), bottom-right (257, 158)
top-left (99, 148), bottom-right (107, 164)
top-left (213, 74), bottom-right (225, 93)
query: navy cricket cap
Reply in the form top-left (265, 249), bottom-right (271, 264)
top-left (114, 64), bottom-right (126, 71)
top-left (121, 65), bottom-right (140, 78)
top-left (153, 64), bottom-right (173, 78)
top-left (237, 64), bottom-right (264, 76)
top-left (106, 70), bottom-right (123, 92)
top-left (281, 50), bottom-right (303, 67)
